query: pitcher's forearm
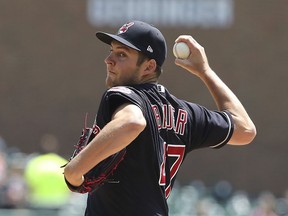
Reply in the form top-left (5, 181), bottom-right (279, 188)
top-left (199, 69), bottom-right (256, 144)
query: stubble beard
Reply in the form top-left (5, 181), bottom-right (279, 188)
top-left (105, 67), bottom-right (141, 88)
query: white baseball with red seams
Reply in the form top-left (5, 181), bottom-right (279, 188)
top-left (173, 42), bottom-right (190, 59)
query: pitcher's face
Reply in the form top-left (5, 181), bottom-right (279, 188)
top-left (104, 41), bottom-right (145, 88)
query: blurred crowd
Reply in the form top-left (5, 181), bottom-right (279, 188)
top-left (0, 134), bottom-right (87, 216)
top-left (168, 181), bottom-right (288, 216)
top-left (0, 135), bottom-right (288, 216)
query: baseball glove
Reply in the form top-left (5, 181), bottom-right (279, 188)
top-left (63, 114), bottom-right (126, 194)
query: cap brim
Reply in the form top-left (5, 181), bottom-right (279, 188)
top-left (96, 32), bottom-right (141, 51)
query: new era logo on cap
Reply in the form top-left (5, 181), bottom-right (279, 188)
top-left (147, 45), bottom-right (153, 53)
top-left (96, 20), bottom-right (167, 67)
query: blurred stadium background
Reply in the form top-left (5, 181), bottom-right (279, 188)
top-left (0, 0), bottom-right (288, 215)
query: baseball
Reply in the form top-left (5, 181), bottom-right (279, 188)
top-left (173, 42), bottom-right (190, 59)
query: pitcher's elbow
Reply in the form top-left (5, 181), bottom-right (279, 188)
top-left (247, 124), bottom-right (257, 143)
top-left (241, 124), bottom-right (257, 145)
top-left (229, 123), bottom-right (257, 145)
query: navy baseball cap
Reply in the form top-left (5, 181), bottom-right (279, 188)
top-left (96, 21), bottom-right (167, 67)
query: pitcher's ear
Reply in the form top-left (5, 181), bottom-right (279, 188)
top-left (144, 59), bottom-right (157, 74)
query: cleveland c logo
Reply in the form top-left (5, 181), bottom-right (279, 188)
top-left (118, 22), bottom-right (134, 34)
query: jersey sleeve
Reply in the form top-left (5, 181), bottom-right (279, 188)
top-left (100, 86), bottom-right (145, 121)
top-left (184, 102), bottom-right (234, 152)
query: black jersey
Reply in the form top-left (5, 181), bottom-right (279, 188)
top-left (85, 83), bottom-right (234, 216)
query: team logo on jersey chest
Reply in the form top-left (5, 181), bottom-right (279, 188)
top-left (108, 86), bottom-right (132, 94)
